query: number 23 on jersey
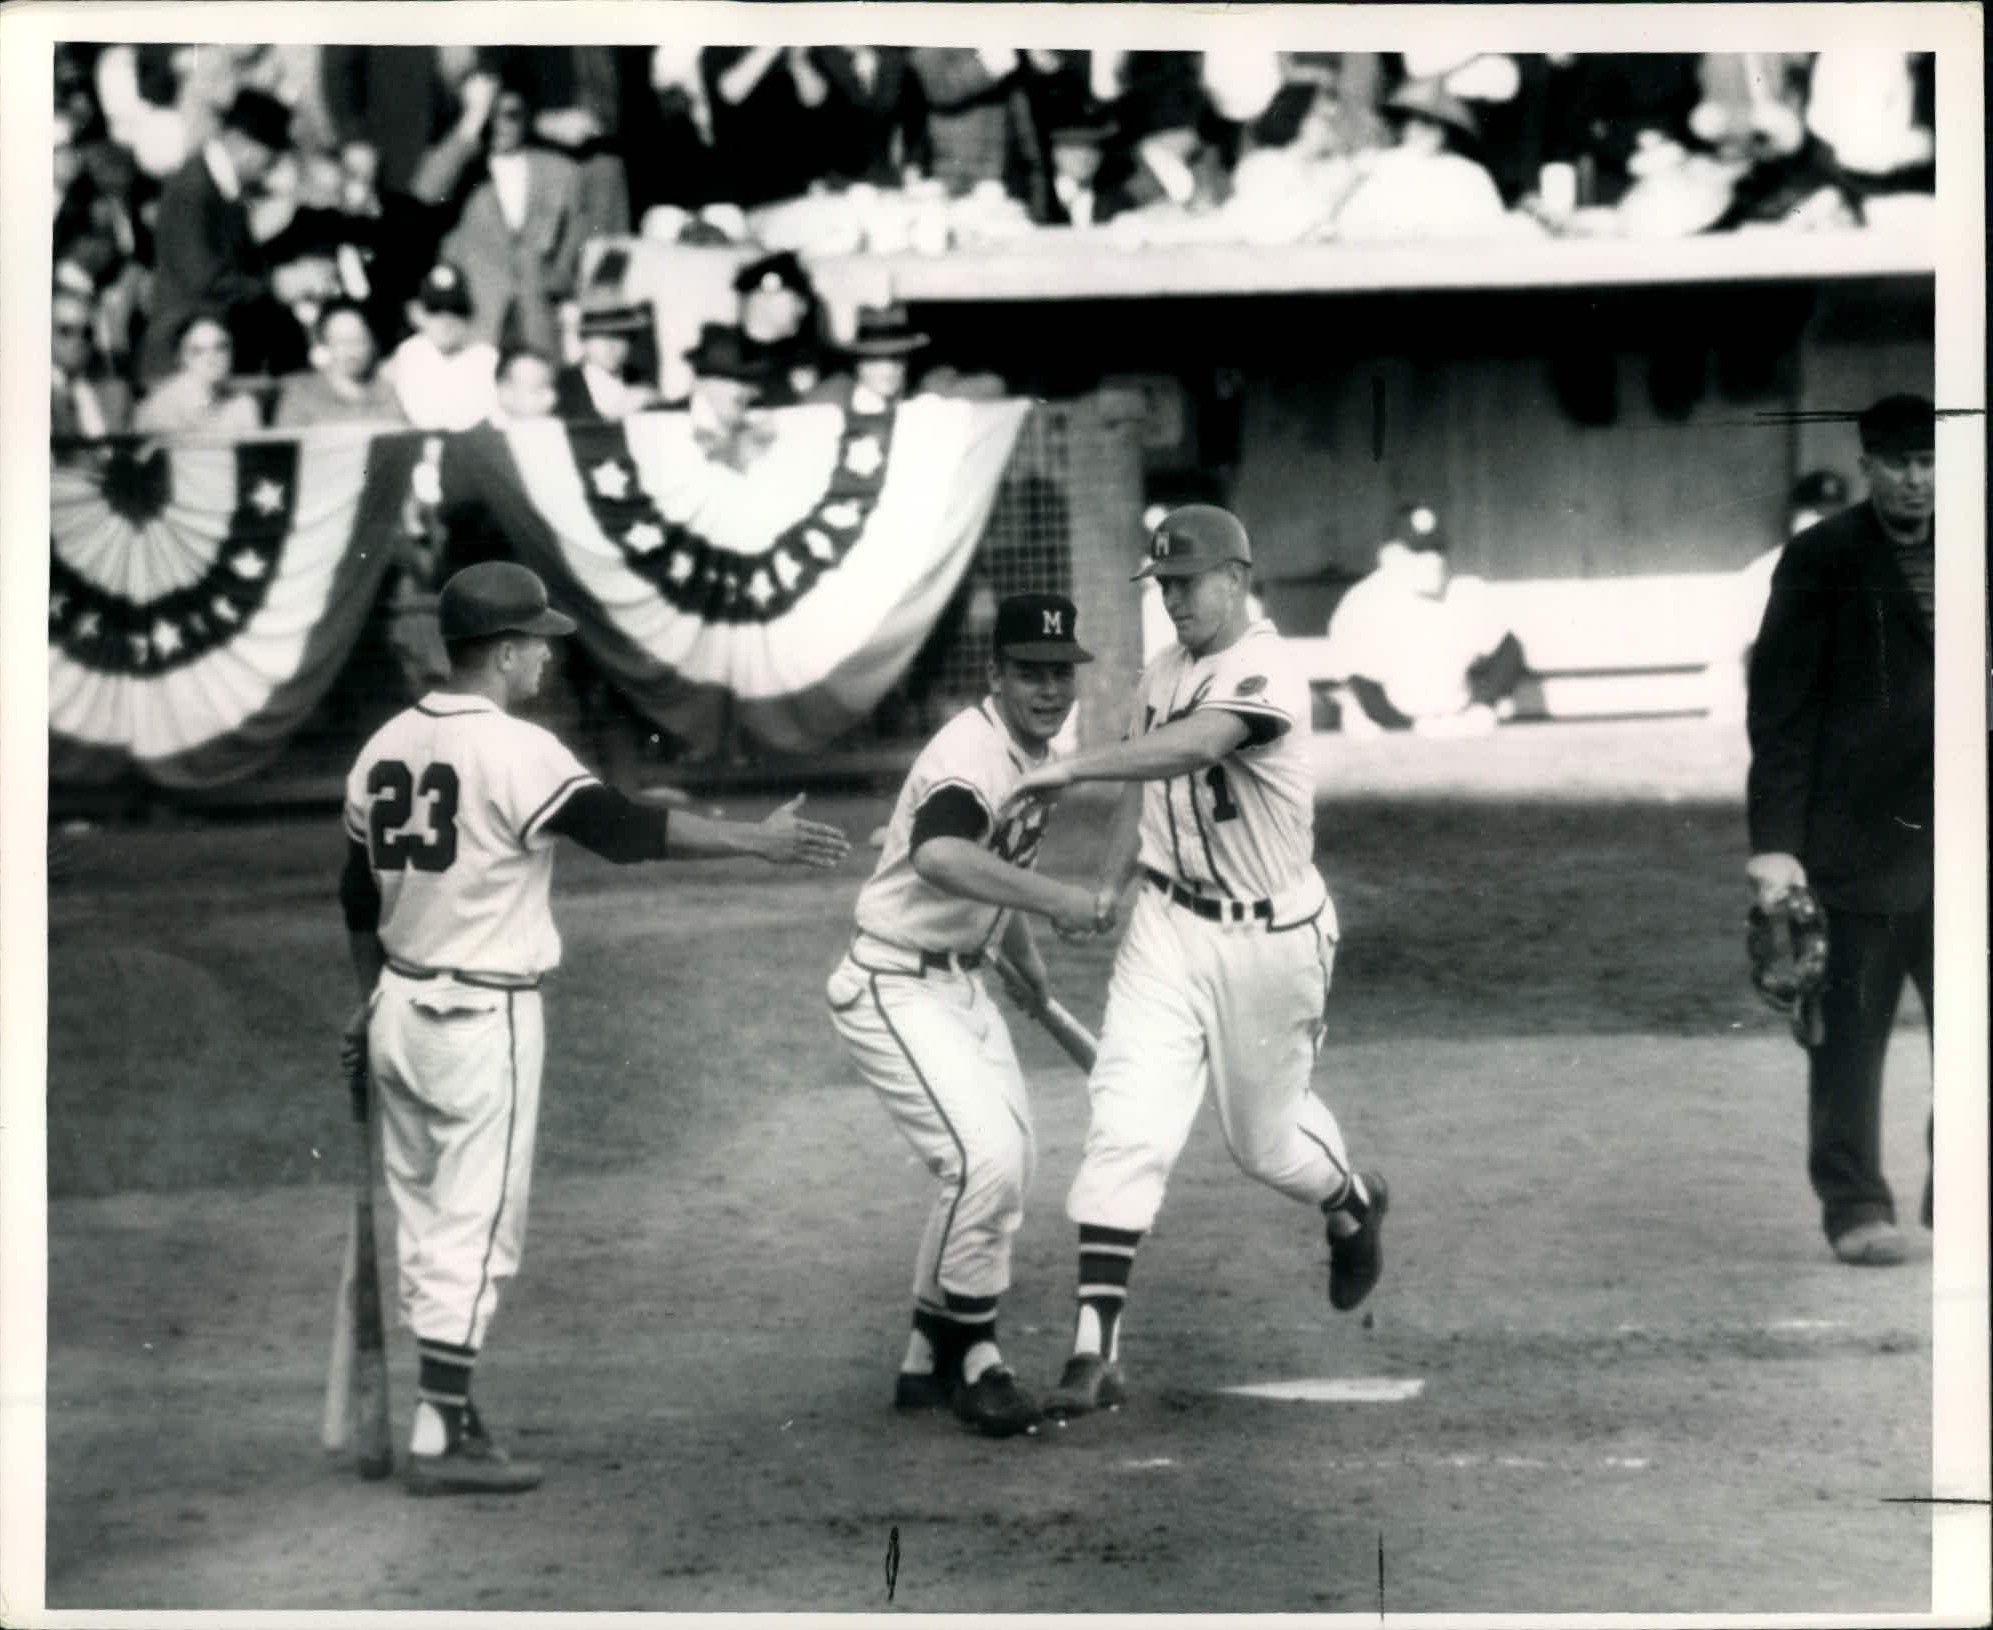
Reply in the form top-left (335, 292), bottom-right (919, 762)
top-left (367, 760), bottom-right (461, 872)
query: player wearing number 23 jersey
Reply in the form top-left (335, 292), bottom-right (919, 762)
top-left (1005, 507), bottom-right (1391, 1422)
top-left (340, 561), bottom-right (847, 1495)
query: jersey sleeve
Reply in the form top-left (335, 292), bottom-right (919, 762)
top-left (1198, 632), bottom-right (1302, 747)
top-left (911, 783), bottom-right (993, 847)
top-left (498, 720), bottom-right (601, 849)
top-left (342, 754), bottom-right (373, 846)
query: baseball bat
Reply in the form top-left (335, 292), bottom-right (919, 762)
top-left (320, 1212), bottom-right (358, 1452)
top-left (348, 1058), bottom-right (394, 1480)
top-left (988, 950), bottom-right (1099, 1073)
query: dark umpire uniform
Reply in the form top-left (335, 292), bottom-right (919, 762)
top-left (1746, 394), bottom-right (1936, 1264)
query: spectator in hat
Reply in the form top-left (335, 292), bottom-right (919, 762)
top-left (1319, 503), bottom-right (1528, 736)
top-left (51, 282), bottom-right (132, 447)
top-left (386, 262), bottom-right (500, 430)
top-left (133, 310), bottom-right (265, 439)
top-left (810, 304), bottom-right (930, 412)
top-left (437, 79), bottom-right (585, 354)
top-left (683, 323), bottom-right (773, 471)
top-left (1045, 119), bottom-right (1118, 227)
top-left (733, 251), bottom-right (828, 408)
top-left (553, 298), bottom-right (660, 422)
top-left (141, 87), bottom-right (294, 382)
top-left (274, 299), bottom-right (408, 429)
top-left (1331, 77), bottom-right (1509, 241)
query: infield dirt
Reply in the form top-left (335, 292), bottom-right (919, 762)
top-left (41, 721), bottom-right (1940, 1612)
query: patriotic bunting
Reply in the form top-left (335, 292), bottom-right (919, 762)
top-left (49, 428), bottom-right (420, 788)
top-left (48, 395), bottom-right (1030, 784)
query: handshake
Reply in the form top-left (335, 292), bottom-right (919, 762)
top-left (1047, 879), bottom-right (1121, 942)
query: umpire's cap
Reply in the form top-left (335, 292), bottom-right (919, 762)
top-left (1134, 504), bottom-right (1253, 580)
top-left (994, 593), bottom-right (1094, 663)
top-left (1857, 394), bottom-right (1935, 456)
top-left (438, 562), bottom-right (577, 642)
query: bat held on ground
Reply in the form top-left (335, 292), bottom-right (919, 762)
top-left (988, 950), bottom-right (1099, 1073)
top-left (322, 1054), bottom-right (394, 1479)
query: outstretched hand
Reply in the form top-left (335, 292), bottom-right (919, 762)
top-left (759, 794), bottom-right (851, 870)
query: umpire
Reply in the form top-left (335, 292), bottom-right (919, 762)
top-left (1746, 393), bottom-right (1936, 1266)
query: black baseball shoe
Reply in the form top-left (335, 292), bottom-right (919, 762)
top-left (1327, 1171), bottom-right (1390, 1312)
top-left (405, 1403), bottom-right (543, 1495)
top-left (893, 1370), bottom-right (954, 1411)
top-left (1043, 1353), bottom-right (1126, 1420)
top-left (953, 1366), bottom-right (1041, 1438)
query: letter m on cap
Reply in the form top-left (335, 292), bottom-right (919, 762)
top-left (1042, 609), bottom-right (1065, 635)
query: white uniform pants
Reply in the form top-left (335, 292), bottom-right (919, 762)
top-left (367, 969), bottom-right (544, 1352)
top-left (826, 950), bottom-right (1035, 1304)
top-left (1067, 882), bottom-right (1347, 1234)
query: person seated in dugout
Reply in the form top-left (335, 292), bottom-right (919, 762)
top-left (553, 297), bottom-right (660, 422)
top-left (733, 250), bottom-right (827, 407)
top-left (682, 322), bottom-right (774, 471)
top-left (1320, 502), bottom-right (1529, 737)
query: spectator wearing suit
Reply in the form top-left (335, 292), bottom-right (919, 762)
top-left (133, 311), bottom-right (264, 438)
top-left (1746, 395), bottom-right (1937, 1267)
top-left (734, 252), bottom-right (827, 408)
top-left (274, 300), bottom-right (407, 429)
top-left (683, 324), bottom-right (773, 472)
top-left (51, 282), bottom-right (132, 445)
top-left (436, 80), bottom-right (585, 354)
top-left (809, 303), bottom-right (931, 412)
top-left (140, 88), bottom-right (293, 382)
top-left (807, 46), bottom-right (921, 186)
top-left (387, 262), bottom-right (500, 431)
top-left (553, 300), bottom-right (659, 422)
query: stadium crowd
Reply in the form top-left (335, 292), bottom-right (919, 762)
top-left (51, 43), bottom-right (1937, 442)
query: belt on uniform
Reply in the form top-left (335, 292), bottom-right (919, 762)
top-left (849, 934), bottom-right (984, 976)
top-left (1142, 865), bottom-right (1273, 924)
top-left (386, 956), bottom-right (542, 992)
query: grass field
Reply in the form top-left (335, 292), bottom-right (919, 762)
top-left (39, 720), bottom-right (1947, 1612)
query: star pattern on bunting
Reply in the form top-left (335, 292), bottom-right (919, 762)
top-left (666, 551), bottom-right (694, 584)
top-left (844, 437), bottom-right (884, 478)
top-left (249, 479), bottom-right (286, 517)
top-left (591, 460), bottom-right (633, 502)
top-left (152, 619), bottom-right (183, 657)
top-left (625, 520), bottom-right (666, 554)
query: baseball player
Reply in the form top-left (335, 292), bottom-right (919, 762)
top-left (826, 593), bottom-right (1112, 1439)
top-left (341, 560), bottom-right (848, 1494)
top-left (1008, 505), bottom-right (1388, 1418)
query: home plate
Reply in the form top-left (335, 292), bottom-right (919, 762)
top-left (1218, 1377), bottom-right (1425, 1403)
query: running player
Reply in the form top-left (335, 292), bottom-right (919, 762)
top-left (1007, 506), bottom-right (1388, 1419)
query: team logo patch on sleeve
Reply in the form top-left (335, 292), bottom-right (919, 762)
top-left (1234, 675), bottom-right (1269, 697)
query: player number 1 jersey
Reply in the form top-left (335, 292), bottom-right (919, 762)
top-left (1134, 619), bottom-right (1318, 903)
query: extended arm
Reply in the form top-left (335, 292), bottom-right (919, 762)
top-left (1095, 782), bottom-right (1144, 903)
top-left (1745, 542), bottom-right (1830, 900)
top-left (1018, 709), bottom-right (1250, 796)
top-left (547, 785), bottom-right (848, 868)
top-left (913, 836), bottom-right (1097, 932)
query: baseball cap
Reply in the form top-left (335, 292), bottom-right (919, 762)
top-left (1134, 504), bottom-right (1253, 580)
top-left (417, 262), bottom-right (474, 318)
top-left (993, 593), bottom-right (1094, 662)
top-left (1389, 502), bottom-right (1449, 553)
top-left (437, 562), bottom-right (577, 643)
top-left (1857, 394), bottom-right (1935, 456)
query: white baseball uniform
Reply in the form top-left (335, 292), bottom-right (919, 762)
top-left (826, 699), bottom-right (1053, 1309)
top-left (344, 692), bottom-right (597, 1351)
top-left (1068, 618), bottom-right (1353, 1233)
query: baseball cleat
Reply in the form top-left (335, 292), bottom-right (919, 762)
top-left (403, 1434), bottom-right (544, 1495)
top-left (893, 1370), bottom-right (954, 1411)
top-left (1043, 1353), bottom-right (1126, 1420)
top-left (952, 1366), bottom-right (1041, 1438)
top-left (1831, 1220), bottom-right (1908, 1266)
top-left (1327, 1170), bottom-right (1390, 1311)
